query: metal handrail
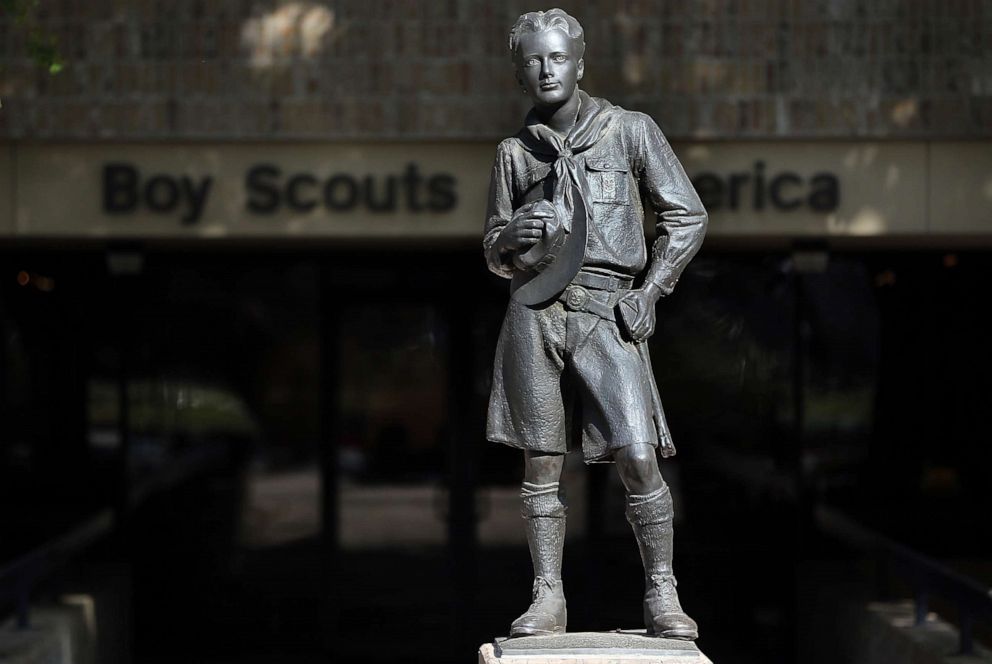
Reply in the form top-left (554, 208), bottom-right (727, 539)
top-left (815, 503), bottom-right (992, 654)
top-left (0, 509), bottom-right (114, 628)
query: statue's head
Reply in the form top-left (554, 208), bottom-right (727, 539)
top-left (509, 9), bottom-right (585, 109)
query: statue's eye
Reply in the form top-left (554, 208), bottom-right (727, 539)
top-left (552, 54), bottom-right (567, 63)
top-left (525, 57), bottom-right (539, 67)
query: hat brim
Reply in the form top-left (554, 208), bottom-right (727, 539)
top-left (510, 195), bottom-right (587, 306)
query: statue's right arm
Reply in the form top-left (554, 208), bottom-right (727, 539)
top-left (483, 140), bottom-right (517, 279)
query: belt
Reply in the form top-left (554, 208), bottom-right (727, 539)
top-left (560, 284), bottom-right (618, 320)
top-left (570, 270), bottom-right (634, 293)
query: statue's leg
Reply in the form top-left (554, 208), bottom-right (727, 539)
top-left (510, 450), bottom-right (567, 637)
top-left (615, 444), bottom-right (698, 640)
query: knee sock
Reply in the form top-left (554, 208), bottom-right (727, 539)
top-left (521, 481), bottom-right (566, 582)
top-left (625, 485), bottom-right (675, 582)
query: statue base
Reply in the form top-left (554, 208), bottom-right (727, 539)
top-left (479, 630), bottom-right (713, 663)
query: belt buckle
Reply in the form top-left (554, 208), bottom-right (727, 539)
top-left (564, 285), bottom-right (590, 311)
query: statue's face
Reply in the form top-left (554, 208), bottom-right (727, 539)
top-left (515, 28), bottom-right (584, 109)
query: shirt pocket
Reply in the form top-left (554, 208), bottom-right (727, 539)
top-left (585, 158), bottom-right (630, 205)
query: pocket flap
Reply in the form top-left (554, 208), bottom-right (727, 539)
top-left (585, 158), bottom-right (628, 172)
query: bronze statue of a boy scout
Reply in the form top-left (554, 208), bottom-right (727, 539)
top-left (483, 9), bottom-right (708, 640)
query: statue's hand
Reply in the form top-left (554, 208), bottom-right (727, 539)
top-left (620, 283), bottom-right (663, 342)
top-left (495, 202), bottom-right (553, 255)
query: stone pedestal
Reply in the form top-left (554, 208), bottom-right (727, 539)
top-left (479, 631), bottom-right (713, 664)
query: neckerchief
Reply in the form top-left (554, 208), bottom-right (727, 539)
top-left (522, 91), bottom-right (618, 237)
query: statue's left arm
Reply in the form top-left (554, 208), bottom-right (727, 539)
top-left (633, 113), bottom-right (708, 296)
top-left (617, 113), bottom-right (707, 341)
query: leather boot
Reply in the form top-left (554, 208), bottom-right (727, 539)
top-left (510, 576), bottom-right (567, 636)
top-left (509, 481), bottom-right (567, 637)
top-left (626, 486), bottom-right (698, 640)
top-left (643, 572), bottom-right (697, 640)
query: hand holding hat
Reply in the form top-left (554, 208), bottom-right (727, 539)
top-left (495, 200), bottom-right (559, 265)
top-left (510, 200), bottom-right (564, 272)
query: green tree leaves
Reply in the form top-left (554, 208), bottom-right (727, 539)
top-left (1, 0), bottom-right (63, 74)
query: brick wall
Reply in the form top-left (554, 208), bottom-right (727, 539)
top-left (0, 0), bottom-right (989, 139)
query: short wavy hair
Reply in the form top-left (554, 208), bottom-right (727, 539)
top-left (508, 8), bottom-right (585, 62)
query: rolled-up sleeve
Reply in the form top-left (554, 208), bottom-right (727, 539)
top-left (483, 140), bottom-right (516, 279)
top-left (634, 114), bottom-right (707, 294)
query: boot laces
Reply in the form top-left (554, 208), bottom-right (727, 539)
top-left (649, 573), bottom-right (679, 601)
top-left (649, 573), bottom-right (677, 589)
top-left (531, 576), bottom-right (558, 601)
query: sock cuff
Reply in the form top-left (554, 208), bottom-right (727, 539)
top-left (521, 481), bottom-right (560, 497)
top-left (625, 485), bottom-right (673, 526)
top-left (521, 482), bottom-right (566, 518)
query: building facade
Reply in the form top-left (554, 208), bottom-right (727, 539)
top-left (2, 2), bottom-right (991, 663)
top-left (2, 0), bottom-right (991, 140)
top-left (2, 1), bottom-right (990, 242)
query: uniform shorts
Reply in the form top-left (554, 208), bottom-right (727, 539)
top-left (486, 288), bottom-right (658, 462)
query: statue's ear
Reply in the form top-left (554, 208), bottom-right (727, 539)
top-left (577, 58), bottom-right (585, 81)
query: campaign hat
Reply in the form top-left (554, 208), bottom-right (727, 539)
top-left (509, 195), bottom-right (587, 305)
